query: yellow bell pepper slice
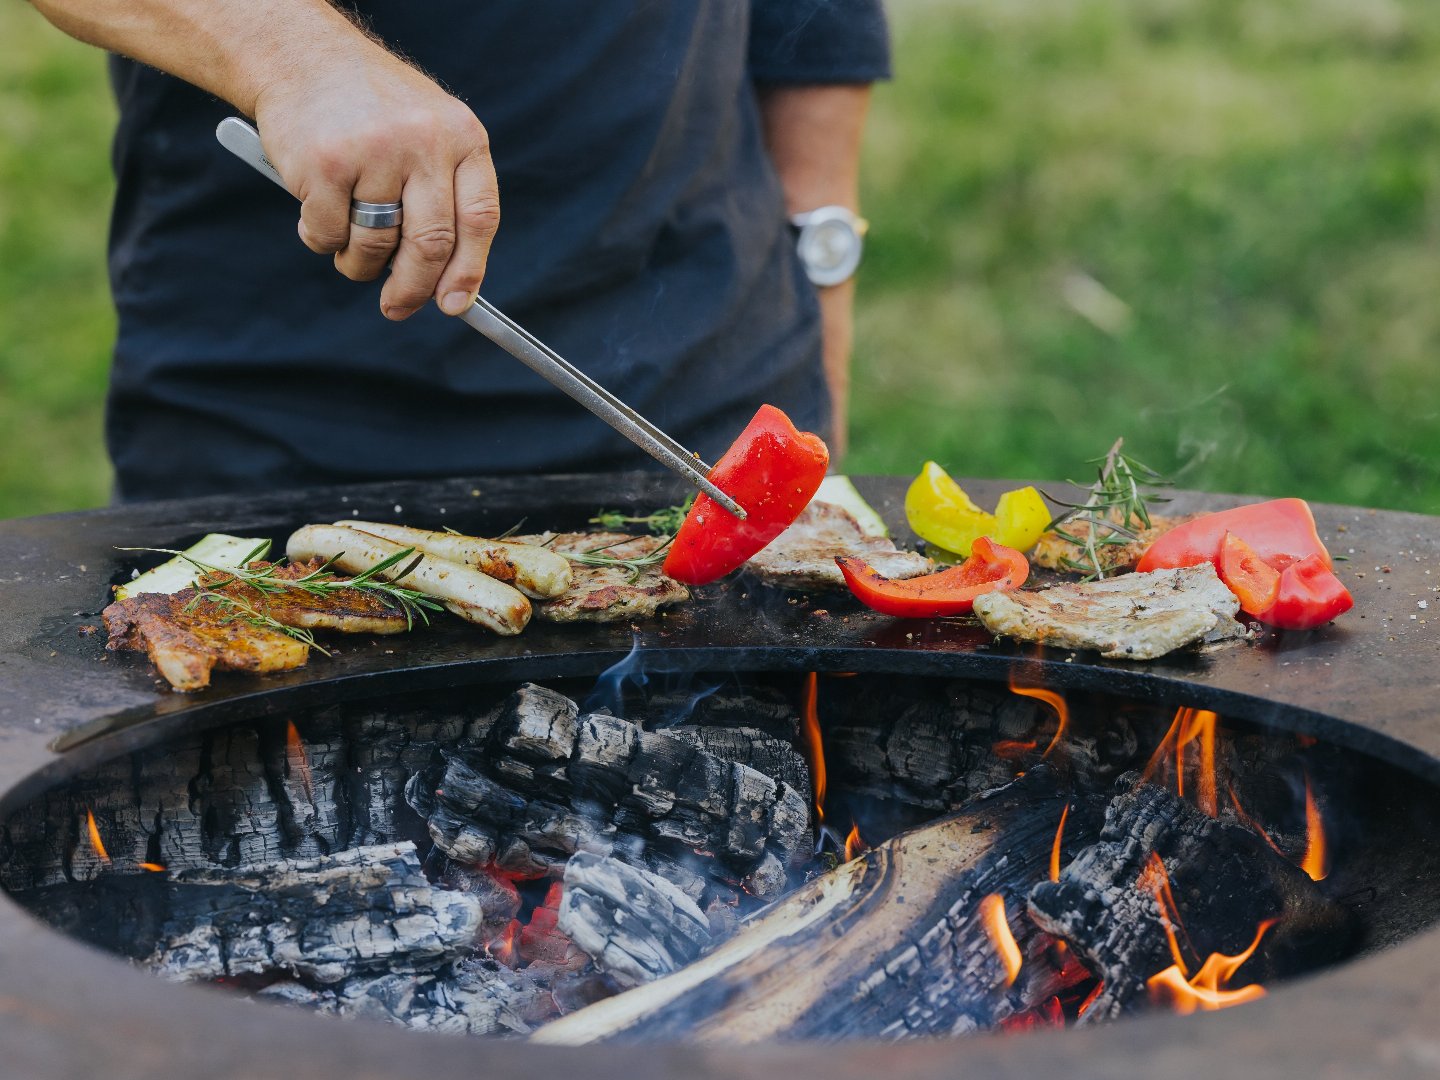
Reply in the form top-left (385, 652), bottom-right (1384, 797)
top-left (905, 462), bottom-right (1050, 556)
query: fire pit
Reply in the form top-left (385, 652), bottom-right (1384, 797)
top-left (1, 473), bottom-right (1438, 1077)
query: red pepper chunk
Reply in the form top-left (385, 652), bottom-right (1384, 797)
top-left (1218, 532), bottom-right (1281, 617)
top-left (661, 404), bottom-right (829, 586)
top-left (836, 536), bottom-right (1030, 618)
top-left (1258, 553), bottom-right (1354, 630)
top-left (1136, 498), bottom-right (1331, 575)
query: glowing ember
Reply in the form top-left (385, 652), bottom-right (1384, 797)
top-left (1050, 804), bottom-right (1069, 883)
top-left (843, 823), bottom-right (867, 863)
top-left (978, 893), bottom-right (1022, 988)
top-left (84, 807), bottom-right (111, 865)
top-left (285, 720), bottom-right (315, 802)
top-left (1077, 980), bottom-right (1105, 1017)
top-left (1008, 676), bottom-right (1069, 757)
top-left (139, 862), bottom-right (167, 873)
top-left (1146, 920), bottom-right (1274, 1015)
top-left (799, 672), bottom-right (827, 825)
top-left (1301, 773), bottom-right (1328, 882)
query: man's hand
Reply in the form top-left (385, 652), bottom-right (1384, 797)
top-left (255, 42), bottom-right (499, 321)
top-left (31, 0), bottom-right (498, 321)
top-left (757, 85), bottom-right (872, 460)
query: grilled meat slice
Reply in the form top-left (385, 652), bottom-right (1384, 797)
top-left (746, 501), bottom-right (933, 591)
top-left (972, 564), bottom-right (1246, 660)
top-left (103, 590), bottom-right (310, 692)
top-left (1031, 514), bottom-right (1191, 575)
top-left (251, 559), bottom-right (414, 634)
top-left (510, 532), bottom-right (689, 623)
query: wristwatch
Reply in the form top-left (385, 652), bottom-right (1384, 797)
top-left (790, 205), bottom-right (868, 287)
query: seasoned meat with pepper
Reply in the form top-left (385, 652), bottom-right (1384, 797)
top-left (972, 564), bottom-right (1247, 660)
top-left (510, 532), bottom-right (689, 623)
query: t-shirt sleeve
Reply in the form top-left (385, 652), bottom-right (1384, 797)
top-left (748, 0), bottom-right (892, 84)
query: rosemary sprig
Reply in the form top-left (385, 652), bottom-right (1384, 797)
top-left (185, 587), bottom-right (331, 657)
top-left (589, 496), bottom-right (694, 536)
top-left (1041, 438), bottom-right (1172, 580)
top-left (550, 534), bottom-right (677, 584)
top-left (119, 543), bottom-right (443, 630)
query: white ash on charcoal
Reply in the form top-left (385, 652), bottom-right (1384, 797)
top-left (558, 853), bottom-right (713, 989)
top-left (259, 957), bottom-right (574, 1037)
top-left (405, 684), bottom-right (811, 903)
top-left (0, 691), bottom-right (499, 892)
top-left (144, 842), bottom-right (483, 984)
top-left (1027, 775), bottom-right (1358, 1023)
top-left (537, 766), bottom-right (1102, 1045)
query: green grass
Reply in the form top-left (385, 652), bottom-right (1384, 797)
top-left (0, 4), bottom-right (116, 517)
top-left (848, 0), bottom-right (1440, 514)
top-left (2, 0), bottom-right (1438, 517)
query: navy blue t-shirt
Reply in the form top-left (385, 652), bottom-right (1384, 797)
top-left (105, 1), bottom-right (889, 500)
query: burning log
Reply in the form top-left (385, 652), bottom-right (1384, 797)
top-left (145, 842), bottom-right (482, 984)
top-left (558, 853), bottom-right (713, 988)
top-left (406, 684), bottom-right (811, 901)
top-left (534, 767), bottom-right (1099, 1045)
top-left (1027, 776), bottom-right (1357, 1022)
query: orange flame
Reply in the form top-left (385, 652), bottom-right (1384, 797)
top-left (844, 823), bottom-right (867, 863)
top-left (139, 862), bottom-right (167, 873)
top-left (489, 918), bottom-right (522, 967)
top-left (286, 720), bottom-right (315, 802)
top-left (1008, 675), bottom-right (1069, 757)
top-left (1226, 782), bottom-right (1287, 858)
top-left (1136, 853), bottom-right (1195, 972)
top-left (992, 739), bottom-right (1037, 762)
top-left (1146, 920), bottom-right (1274, 1015)
top-left (979, 893), bottom-right (1023, 988)
top-left (1141, 707), bottom-right (1219, 816)
top-left (84, 808), bottom-right (111, 865)
top-left (799, 672), bottom-right (827, 825)
top-left (1301, 773), bottom-right (1328, 881)
top-left (1050, 804), bottom-right (1069, 883)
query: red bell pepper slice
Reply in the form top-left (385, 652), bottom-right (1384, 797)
top-left (661, 404), bottom-right (829, 586)
top-left (836, 536), bottom-right (1029, 618)
top-left (1218, 532), bottom-right (1281, 617)
top-left (1136, 498), bottom-right (1331, 575)
top-left (1257, 554), bottom-right (1354, 630)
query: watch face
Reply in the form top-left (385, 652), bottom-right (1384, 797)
top-left (797, 215), bottom-right (862, 287)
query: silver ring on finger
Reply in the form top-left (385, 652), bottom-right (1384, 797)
top-left (350, 200), bottom-right (403, 229)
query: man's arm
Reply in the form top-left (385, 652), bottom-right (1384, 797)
top-left (29, 0), bottom-right (496, 321)
top-left (757, 84), bottom-right (871, 460)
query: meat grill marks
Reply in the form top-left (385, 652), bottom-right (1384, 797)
top-left (102, 559), bottom-right (410, 692)
top-left (509, 532), bottom-right (690, 623)
top-left (745, 501), bottom-right (933, 591)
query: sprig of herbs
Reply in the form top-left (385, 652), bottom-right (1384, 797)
top-left (550, 534), bottom-right (677, 583)
top-left (119, 542), bottom-right (443, 630)
top-left (186, 586), bottom-right (330, 656)
top-left (1041, 438), bottom-right (1172, 580)
top-left (589, 496), bottom-right (694, 536)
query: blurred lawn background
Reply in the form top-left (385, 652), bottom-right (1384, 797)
top-left (2, 0), bottom-right (1438, 519)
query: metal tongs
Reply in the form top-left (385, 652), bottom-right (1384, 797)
top-left (215, 117), bottom-right (745, 519)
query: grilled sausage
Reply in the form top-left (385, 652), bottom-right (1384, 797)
top-left (335, 520), bottom-right (572, 599)
top-left (286, 524), bottom-right (531, 636)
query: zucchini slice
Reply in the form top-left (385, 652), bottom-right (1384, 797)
top-left (115, 533), bottom-right (271, 600)
top-left (813, 476), bottom-right (890, 538)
